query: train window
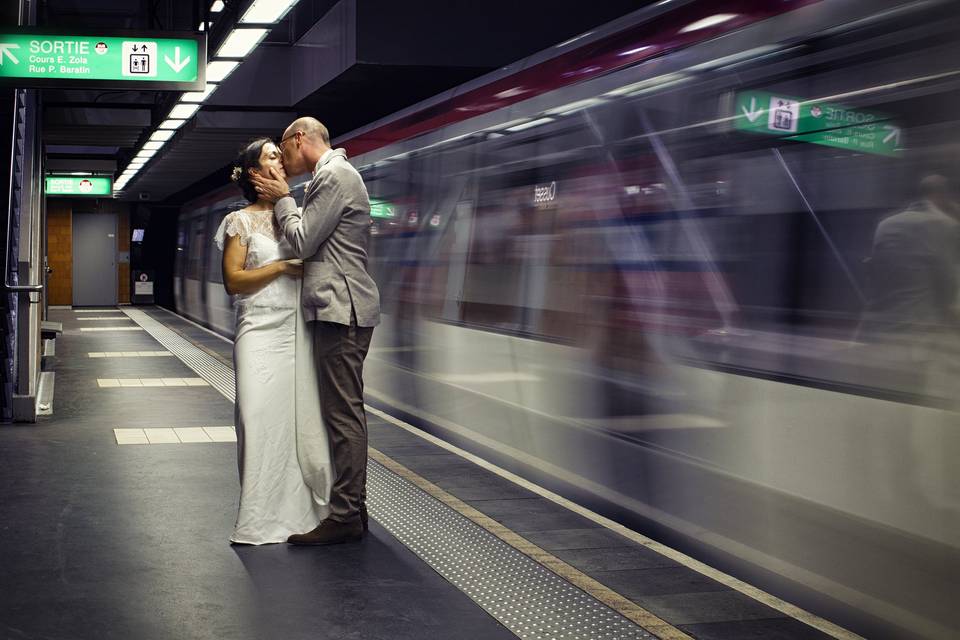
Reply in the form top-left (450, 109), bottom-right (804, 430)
top-left (578, 9), bottom-right (960, 403)
top-left (207, 210), bottom-right (228, 284)
top-left (352, 4), bottom-right (960, 403)
top-left (186, 217), bottom-right (206, 280)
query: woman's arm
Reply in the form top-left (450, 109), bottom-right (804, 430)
top-left (221, 234), bottom-right (302, 295)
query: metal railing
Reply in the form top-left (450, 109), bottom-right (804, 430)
top-left (3, 89), bottom-right (41, 294)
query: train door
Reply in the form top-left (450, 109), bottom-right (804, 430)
top-left (440, 200), bottom-right (474, 322)
top-left (174, 216), bottom-right (189, 312)
top-left (72, 212), bottom-right (118, 307)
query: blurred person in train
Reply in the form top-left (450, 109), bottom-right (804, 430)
top-left (858, 174), bottom-right (960, 391)
top-left (216, 138), bottom-right (332, 545)
top-left (252, 117), bottom-right (381, 545)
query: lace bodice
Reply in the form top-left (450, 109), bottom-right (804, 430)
top-left (214, 208), bottom-right (298, 309)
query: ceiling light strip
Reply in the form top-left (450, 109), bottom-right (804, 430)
top-left (116, 0), bottom-right (303, 195)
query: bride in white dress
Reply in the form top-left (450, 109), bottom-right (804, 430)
top-left (214, 138), bottom-right (332, 544)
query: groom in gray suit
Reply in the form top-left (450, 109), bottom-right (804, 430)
top-left (251, 117), bottom-right (380, 545)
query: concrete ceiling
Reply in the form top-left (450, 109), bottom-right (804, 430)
top-left (34, 0), bottom-right (654, 205)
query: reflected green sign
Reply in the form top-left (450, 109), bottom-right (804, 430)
top-left (734, 90), bottom-right (901, 157)
top-left (45, 175), bottom-right (112, 196)
top-left (0, 30), bottom-right (204, 90)
top-left (370, 198), bottom-right (395, 219)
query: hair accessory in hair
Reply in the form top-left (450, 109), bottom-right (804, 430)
top-left (230, 166), bottom-right (242, 182)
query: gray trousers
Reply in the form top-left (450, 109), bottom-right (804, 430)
top-left (313, 313), bottom-right (373, 523)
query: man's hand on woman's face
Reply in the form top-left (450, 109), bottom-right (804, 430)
top-left (250, 166), bottom-right (290, 203)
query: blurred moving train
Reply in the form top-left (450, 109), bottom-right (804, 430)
top-left (174, 1), bottom-right (960, 637)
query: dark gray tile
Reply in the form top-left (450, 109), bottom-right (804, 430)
top-left (398, 458), bottom-right (484, 480)
top-left (551, 546), bottom-right (679, 572)
top-left (468, 498), bottom-right (599, 531)
top-left (373, 444), bottom-right (453, 457)
top-left (591, 567), bottom-right (730, 598)
top-left (443, 482), bottom-right (534, 501)
top-left (389, 453), bottom-right (471, 467)
top-left (679, 618), bottom-right (835, 640)
top-left (518, 528), bottom-right (632, 551)
top-left (635, 591), bottom-right (785, 626)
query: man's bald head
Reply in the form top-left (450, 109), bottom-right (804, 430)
top-left (279, 116), bottom-right (331, 175)
top-left (284, 117), bottom-right (330, 146)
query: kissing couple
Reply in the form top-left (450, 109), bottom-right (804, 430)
top-left (214, 116), bottom-right (380, 546)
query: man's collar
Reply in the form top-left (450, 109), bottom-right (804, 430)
top-left (311, 148), bottom-right (345, 176)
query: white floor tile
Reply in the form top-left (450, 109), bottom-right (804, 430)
top-left (161, 378), bottom-right (188, 386)
top-left (114, 428), bottom-right (149, 444)
top-left (121, 352), bottom-right (141, 357)
top-left (144, 428), bottom-right (180, 444)
top-left (204, 426), bottom-right (237, 442)
top-left (139, 379), bottom-right (167, 387)
top-left (97, 379), bottom-right (120, 387)
top-left (174, 427), bottom-right (213, 443)
top-left (183, 378), bottom-right (209, 386)
top-left (117, 379), bottom-right (143, 387)
top-left (88, 353), bottom-right (105, 358)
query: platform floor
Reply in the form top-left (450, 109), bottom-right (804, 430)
top-left (0, 306), bottom-right (849, 640)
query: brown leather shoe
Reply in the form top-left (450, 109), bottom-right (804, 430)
top-left (287, 518), bottom-right (363, 545)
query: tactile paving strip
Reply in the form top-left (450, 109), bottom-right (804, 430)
top-left (122, 308), bottom-right (235, 401)
top-left (125, 307), bottom-right (657, 640)
top-left (368, 462), bottom-right (655, 639)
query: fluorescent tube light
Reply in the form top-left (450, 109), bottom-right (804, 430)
top-left (169, 103), bottom-right (200, 119)
top-left (240, 0), bottom-right (298, 24)
top-left (158, 119), bottom-right (187, 130)
top-left (205, 60), bottom-right (239, 83)
top-left (679, 14), bottom-right (738, 33)
top-left (180, 83), bottom-right (218, 103)
top-left (216, 28), bottom-right (268, 58)
top-left (505, 117), bottom-right (554, 133)
top-left (544, 98), bottom-right (605, 116)
top-left (210, 1), bottom-right (224, 12)
top-left (150, 130), bottom-right (174, 142)
top-left (142, 140), bottom-right (166, 151)
top-left (619, 46), bottom-right (652, 57)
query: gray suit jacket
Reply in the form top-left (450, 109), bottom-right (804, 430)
top-left (274, 148), bottom-right (380, 327)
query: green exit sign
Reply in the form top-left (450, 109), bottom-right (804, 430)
top-left (45, 175), bottom-right (113, 196)
top-left (734, 90), bottom-right (902, 157)
top-left (0, 29), bottom-right (204, 90)
top-left (370, 198), bottom-right (396, 219)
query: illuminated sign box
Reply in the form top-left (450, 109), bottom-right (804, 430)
top-left (734, 90), bottom-right (901, 157)
top-left (0, 29), bottom-right (205, 91)
top-left (45, 175), bottom-right (113, 197)
top-left (370, 198), bottom-right (395, 219)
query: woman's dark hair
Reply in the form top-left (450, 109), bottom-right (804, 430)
top-left (231, 137), bottom-right (272, 203)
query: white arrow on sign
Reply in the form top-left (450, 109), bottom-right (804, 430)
top-left (163, 47), bottom-right (191, 73)
top-left (0, 43), bottom-right (21, 65)
top-left (740, 97), bottom-right (762, 123)
top-left (882, 125), bottom-right (900, 146)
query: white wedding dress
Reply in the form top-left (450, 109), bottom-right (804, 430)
top-left (214, 208), bottom-right (332, 544)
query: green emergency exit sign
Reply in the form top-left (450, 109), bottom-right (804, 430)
top-left (370, 198), bottom-right (395, 219)
top-left (0, 30), bottom-right (204, 90)
top-left (734, 90), bottom-right (901, 157)
top-left (45, 175), bottom-right (112, 197)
